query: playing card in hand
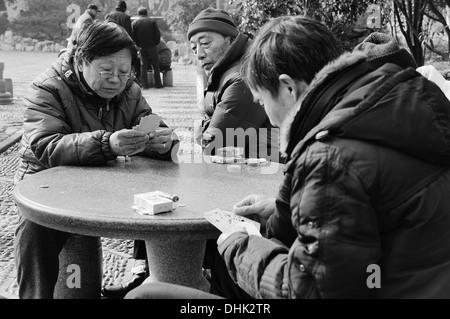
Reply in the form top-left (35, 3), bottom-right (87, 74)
top-left (204, 208), bottom-right (261, 236)
top-left (133, 114), bottom-right (162, 134)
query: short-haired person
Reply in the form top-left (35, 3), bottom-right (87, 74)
top-left (126, 16), bottom-right (450, 299)
top-left (14, 21), bottom-right (178, 299)
top-left (67, 3), bottom-right (101, 52)
top-left (188, 7), bottom-right (279, 161)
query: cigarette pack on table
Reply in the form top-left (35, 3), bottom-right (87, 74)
top-left (133, 191), bottom-right (177, 215)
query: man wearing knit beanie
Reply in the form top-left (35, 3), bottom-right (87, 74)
top-left (187, 8), bottom-right (239, 42)
top-left (187, 7), bottom-right (278, 158)
top-left (353, 32), bottom-right (417, 70)
top-left (188, 7), bottom-right (280, 299)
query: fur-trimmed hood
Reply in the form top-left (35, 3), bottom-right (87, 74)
top-left (280, 51), bottom-right (450, 166)
top-left (280, 52), bottom-right (367, 154)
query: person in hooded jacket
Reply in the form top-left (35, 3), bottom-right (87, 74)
top-left (13, 21), bottom-right (178, 299)
top-left (126, 16), bottom-right (450, 299)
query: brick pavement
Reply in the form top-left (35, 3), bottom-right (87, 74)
top-left (0, 51), bottom-right (201, 298)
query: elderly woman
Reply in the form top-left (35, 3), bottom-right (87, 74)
top-left (13, 21), bottom-right (177, 299)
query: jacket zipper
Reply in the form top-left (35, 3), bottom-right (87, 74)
top-left (98, 102), bottom-right (110, 119)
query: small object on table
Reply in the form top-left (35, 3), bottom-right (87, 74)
top-left (116, 156), bottom-right (126, 163)
top-left (246, 158), bottom-right (267, 167)
top-left (133, 191), bottom-right (178, 215)
top-left (211, 146), bottom-right (245, 164)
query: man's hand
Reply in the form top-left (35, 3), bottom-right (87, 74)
top-left (233, 194), bottom-right (276, 230)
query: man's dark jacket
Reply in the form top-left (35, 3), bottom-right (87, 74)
top-left (219, 52), bottom-right (450, 299)
top-left (106, 9), bottom-right (132, 37)
top-left (132, 16), bottom-right (161, 48)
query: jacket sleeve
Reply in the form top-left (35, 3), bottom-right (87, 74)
top-left (218, 146), bottom-right (382, 299)
top-left (23, 82), bottom-right (116, 168)
top-left (154, 22), bottom-right (161, 46)
top-left (125, 16), bottom-right (133, 37)
top-left (131, 22), bottom-right (137, 45)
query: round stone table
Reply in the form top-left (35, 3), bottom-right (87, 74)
top-left (13, 155), bottom-right (284, 298)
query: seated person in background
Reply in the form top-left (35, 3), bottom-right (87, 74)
top-left (13, 21), bottom-right (178, 299)
top-left (135, 39), bottom-right (172, 86)
top-left (188, 7), bottom-right (280, 162)
top-left (126, 16), bottom-right (450, 299)
top-left (353, 31), bottom-right (418, 70)
top-left (157, 39), bottom-right (172, 73)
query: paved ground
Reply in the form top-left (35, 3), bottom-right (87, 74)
top-left (0, 51), bottom-right (201, 298)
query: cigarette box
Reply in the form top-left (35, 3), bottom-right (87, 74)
top-left (134, 192), bottom-right (175, 215)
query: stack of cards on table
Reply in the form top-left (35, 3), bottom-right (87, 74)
top-left (210, 147), bottom-right (245, 164)
top-left (133, 114), bottom-right (162, 134)
top-left (204, 208), bottom-right (261, 236)
top-left (133, 191), bottom-right (177, 215)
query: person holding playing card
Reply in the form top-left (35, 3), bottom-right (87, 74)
top-left (126, 16), bottom-right (450, 299)
top-left (187, 7), bottom-right (280, 162)
top-left (13, 21), bottom-right (178, 299)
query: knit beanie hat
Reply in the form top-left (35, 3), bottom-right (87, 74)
top-left (187, 8), bottom-right (239, 40)
top-left (115, 0), bottom-right (127, 11)
top-left (354, 32), bottom-right (417, 69)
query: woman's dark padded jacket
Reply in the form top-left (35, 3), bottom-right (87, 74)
top-left (15, 53), bottom-right (169, 184)
top-left (219, 52), bottom-right (450, 298)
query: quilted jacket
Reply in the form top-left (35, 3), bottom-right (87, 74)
top-left (197, 33), bottom-right (279, 161)
top-left (219, 52), bottom-right (450, 299)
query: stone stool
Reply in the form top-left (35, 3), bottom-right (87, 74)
top-left (162, 69), bottom-right (173, 87)
top-left (0, 62), bottom-right (13, 105)
top-left (54, 235), bottom-right (103, 299)
top-left (146, 70), bottom-right (155, 88)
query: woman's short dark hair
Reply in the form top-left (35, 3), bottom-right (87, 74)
top-left (74, 21), bottom-right (138, 67)
top-left (242, 16), bottom-right (343, 96)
